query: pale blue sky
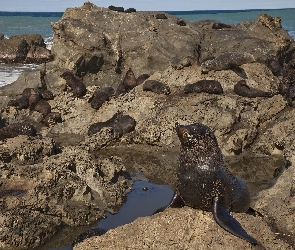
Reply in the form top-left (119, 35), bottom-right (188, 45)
top-left (1, 0), bottom-right (295, 12)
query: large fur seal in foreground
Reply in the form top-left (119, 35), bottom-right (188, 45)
top-left (201, 52), bottom-right (255, 73)
top-left (162, 123), bottom-right (257, 245)
top-left (184, 80), bottom-right (223, 94)
top-left (234, 80), bottom-right (274, 98)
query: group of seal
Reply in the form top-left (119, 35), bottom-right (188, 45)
top-left (161, 122), bottom-right (257, 245)
top-left (7, 87), bottom-right (62, 127)
top-left (108, 5), bottom-right (136, 13)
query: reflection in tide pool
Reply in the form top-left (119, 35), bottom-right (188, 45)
top-left (97, 180), bottom-right (174, 231)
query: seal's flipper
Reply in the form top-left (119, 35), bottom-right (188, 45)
top-left (153, 192), bottom-right (184, 214)
top-left (231, 65), bottom-right (248, 79)
top-left (212, 196), bottom-right (257, 245)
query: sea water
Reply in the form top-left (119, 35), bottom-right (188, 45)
top-left (0, 9), bottom-right (295, 87)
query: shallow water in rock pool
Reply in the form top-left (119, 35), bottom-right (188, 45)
top-left (36, 178), bottom-right (174, 250)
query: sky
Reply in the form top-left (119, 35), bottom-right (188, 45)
top-left (1, 0), bottom-right (295, 12)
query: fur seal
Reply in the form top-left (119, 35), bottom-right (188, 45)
top-left (176, 18), bottom-right (186, 26)
top-left (42, 112), bottom-right (62, 127)
top-left (278, 59), bottom-right (295, 106)
top-left (165, 123), bottom-right (257, 245)
top-left (143, 80), bottom-right (171, 95)
top-left (184, 80), bottom-right (223, 94)
top-left (60, 71), bottom-right (87, 97)
top-left (265, 55), bottom-right (283, 76)
top-left (113, 115), bottom-right (136, 138)
top-left (234, 80), bottom-right (274, 98)
top-left (201, 52), bottom-right (255, 73)
top-left (155, 13), bottom-right (167, 19)
top-left (0, 123), bottom-right (37, 140)
top-left (88, 112), bottom-right (136, 138)
top-left (136, 74), bottom-right (150, 86)
top-left (108, 5), bottom-right (124, 12)
top-left (115, 68), bottom-right (137, 97)
top-left (88, 112), bottom-right (123, 136)
top-left (125, 8), bottom-right (136, 13)
top-left (89, 87), bottom-right (115, 110)
top-left (7, 96), bottom-right (29, 109)
top-left (170, 56), bottom-right (195, 70)
top-left (212, 23), bottom-right (232, 29)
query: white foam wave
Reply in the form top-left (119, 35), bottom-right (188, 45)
top-left (0, 63), bottom-right (38, 87)
top-left (44, 36), bottom-right (53, 50)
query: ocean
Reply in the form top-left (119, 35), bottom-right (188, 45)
top-left (0, 8), bottom-right (295, 88)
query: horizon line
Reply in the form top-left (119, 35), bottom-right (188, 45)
top-left (0, 7), bottom-right (294, 13)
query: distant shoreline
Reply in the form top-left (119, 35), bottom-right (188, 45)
top-left (0, 8), bottom-right (294, 16)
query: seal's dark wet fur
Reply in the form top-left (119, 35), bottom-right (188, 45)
top-left (165, 123), bottom-right (257, 245)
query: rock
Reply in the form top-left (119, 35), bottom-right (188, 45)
top-left (73, 207), bottom-right (291, 250)
top-left (1, 3), bottom-right (295, 249)
top-left (0, 34), bottom-right (53, 63)
top-left (0, 33), bottom-right (4, 41)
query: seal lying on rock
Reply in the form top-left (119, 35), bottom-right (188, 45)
top-left (88, 112), bottom-right (136, 138)
top-left (184, 80), bottom-right (223, 94)
top-left (42, 112), bottom-right (62, 127)
top-left (108, 5), bottom-right (124, 12)
top-left (161, 123), bottom-right (257, 245)
top-left (60, 71), bottom-right (87, 97)
top-left (234, 80), bottom-right (274, 98)
top-left (0, 123), bottom-right (37, 140)
top-left (143, 80), bottom-right (171, 95)
top-left (115, 68), bottom-right (138, 97)
top-left (201, 52), bottom-right (255, 73)
top-left (278, 59), bottom-right (295, 106)
top-left (212, 22), bottom-right (232, 29)
top-left (113, 115), bottom-right (136, 138)
top-left (89, 87), bottom-right (115, 109)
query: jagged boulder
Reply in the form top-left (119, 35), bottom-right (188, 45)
top-left (0, 34), bottom-right (53, 63)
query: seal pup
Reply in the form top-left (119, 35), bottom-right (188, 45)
top-left (143, 80), bottom-right (171, 95)
top-left (278, 59), bottom-right (295, 106)
top-left (115, 68), bottom-right (137, 97)
top-left (0, 123), bottom-right (37, 140)
top-left (161, 123), bottom-right (257, 245)
top-left (201, 52), bottom-right (255, 73)
top-left (7, 96), bottom-right (29, 109)
top-left (60, 71), bottom-right (87, 98)
top-left (234, 80), bottom-right (274, 98)
top-left (89, 87), bottom-right (115, 110)
top-left (184, 80), bottom-right (223, 94)
top-left (212, 22), bottom-right (232, 29)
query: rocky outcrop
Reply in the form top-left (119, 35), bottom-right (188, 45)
top-left (0, 34), bottom-right (53, 63)
top-left (1, 2), bottom-right (295, 249)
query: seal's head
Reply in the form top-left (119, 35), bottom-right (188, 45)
top-left (175, 122), bottom-right (218, 149)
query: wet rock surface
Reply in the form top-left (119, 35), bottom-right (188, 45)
top-left (0, 34), bottom-right (53, 64)
top-left (0, 2), bottom-right (295, 249)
